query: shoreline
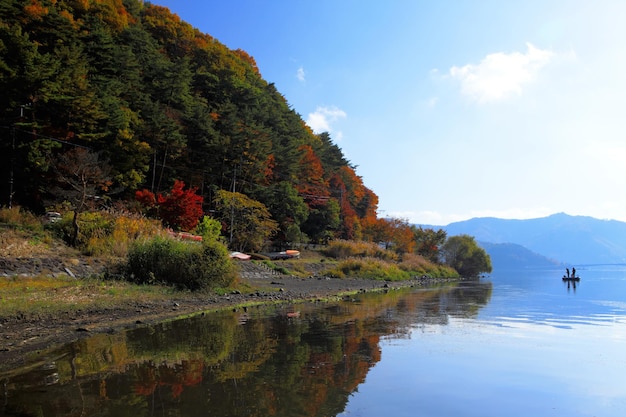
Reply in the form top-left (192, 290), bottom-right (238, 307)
top-left (0, 271), bottom-right (443, 373)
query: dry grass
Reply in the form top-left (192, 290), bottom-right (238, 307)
top-left (399, 253), bottom-right (458, 277)
top-left (321, 239), bottom-right (398, 261)
top-left (0, 206), bottom-right (184, 317)
top-left (398, 253), bottom-right (436, 273)
top-left (0, 207), bottom-right (55, 257)
top-left (323, 248), bottom-right (458, 280)
top-left (326, 257), bottom-right (411, 281)
top-left (0, 275), bottom-right (178, 317)
top-left (84, 213), bottom-right (165, 256)
top-left (271, 249), bottom-right (337, 277)
top-left (0, 206), bottom-right (42, 230)
top-left (0, 229), bottom-right (56, 257)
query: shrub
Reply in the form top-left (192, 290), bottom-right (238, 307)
top-left (48, 211), bottom-right (111, 250)
top-left (198, 239), bottom-right (238, 288)
top-left (126, 236), bottom-right (236, 290)
top-left (47, 211), bottom-right (164, 256)
top-left (105, 215), bottom-right (165, 257)
top-left (321, 239), bottom-right (398, 261)
top-left (194, 216), bottom-right (222, 241)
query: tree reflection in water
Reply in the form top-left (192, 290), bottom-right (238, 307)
top-left (1, 281), bottom-right (491, 417)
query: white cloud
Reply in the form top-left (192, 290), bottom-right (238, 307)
top-left (297, 66), bottom-right (306, 82)
top-left (449, 43), bottom-right (553, 103)
top-left (306, 106), bottom-right (347, 134)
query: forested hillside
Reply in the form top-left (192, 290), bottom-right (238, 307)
top-left (0, 0), bottom-right (381, 244)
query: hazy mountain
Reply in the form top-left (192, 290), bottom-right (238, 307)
top-left (479, 242), bottom-right (561, 270)
top-left (437, 213), bottom-right (626, 265)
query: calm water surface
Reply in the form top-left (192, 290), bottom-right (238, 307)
top-left (341, 265), bottom-right (626, 417)
top-left (2, 265), bottom-right (625, 416)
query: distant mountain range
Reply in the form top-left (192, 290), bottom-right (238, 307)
top-left (479, 242), bottom-right (560, 270)
top-left (422, 213), bottom-right (626, 268)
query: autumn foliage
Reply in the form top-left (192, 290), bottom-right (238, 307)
top-left (296, 144), bottom-right (329, 206)
top-left (135, 180), bottom-right (203, 231)
top-left (1, 0), bottom-right (385, 246)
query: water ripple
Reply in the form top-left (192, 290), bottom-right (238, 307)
top-left (480, 312), bottom-right (626, 330)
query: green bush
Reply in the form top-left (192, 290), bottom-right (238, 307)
top-left (194, 216), bottom-right (222, 241)
top-left (48, 211), bottom-right (113, 251)
top-left (126, 236), bottom-right (236, 290)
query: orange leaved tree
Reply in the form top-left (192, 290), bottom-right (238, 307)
top-left (135, 180), bottom-right (203, 231)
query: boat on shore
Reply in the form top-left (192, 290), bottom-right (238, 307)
top-left (267, 250), bottom-right (300, 260)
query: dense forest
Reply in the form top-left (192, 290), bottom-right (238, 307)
top-left (0, 0), bottom-right (381, 246)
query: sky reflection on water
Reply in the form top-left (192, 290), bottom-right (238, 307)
top-left (339, 266), bottom-right (626, 417)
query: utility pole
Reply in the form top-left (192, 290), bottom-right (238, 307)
top-left (8, 126), bottom-right (15, 208)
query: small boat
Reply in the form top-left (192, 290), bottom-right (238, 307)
top-left (267, 250), bottom-right (300, 260)
top-left (562, 276), bottom-right (580, 282)
top-left (167, 230), bottom-right (203, 241)
top-left (230, 251), bottom-right (251, 260)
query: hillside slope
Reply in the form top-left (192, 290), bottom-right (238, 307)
top-left (0, 0), bottom-right (378, 244)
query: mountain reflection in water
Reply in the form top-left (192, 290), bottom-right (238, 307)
top-left (1, 281), bottom-right (491, 417)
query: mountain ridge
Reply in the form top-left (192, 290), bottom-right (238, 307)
top-left (421, 213), bottom-right (626, 266)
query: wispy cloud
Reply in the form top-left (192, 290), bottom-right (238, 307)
top-left (306, 106), bottom-right (347, 136)
top-left (297, 66), bottom-right (306, 82)
top-left (448, 43), bottom-right (553, 103)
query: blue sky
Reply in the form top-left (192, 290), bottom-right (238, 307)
top-left (154, 0), bottom-right (626, 225)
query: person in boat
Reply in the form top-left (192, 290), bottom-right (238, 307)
top-left (572, 267), bottom-right (576, 278)
top-left (566, 268), bottom-right (570, 278)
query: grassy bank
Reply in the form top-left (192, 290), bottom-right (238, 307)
top-left (0, 207), bottom-right (458, 319)
top-left (0, 275), bottom-right (180, 318)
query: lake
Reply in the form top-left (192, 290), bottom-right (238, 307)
top-left (2, 265), bottom-right (626, 416)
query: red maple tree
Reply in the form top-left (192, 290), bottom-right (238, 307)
top-left (135, 180), bottom-right (203, 231)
